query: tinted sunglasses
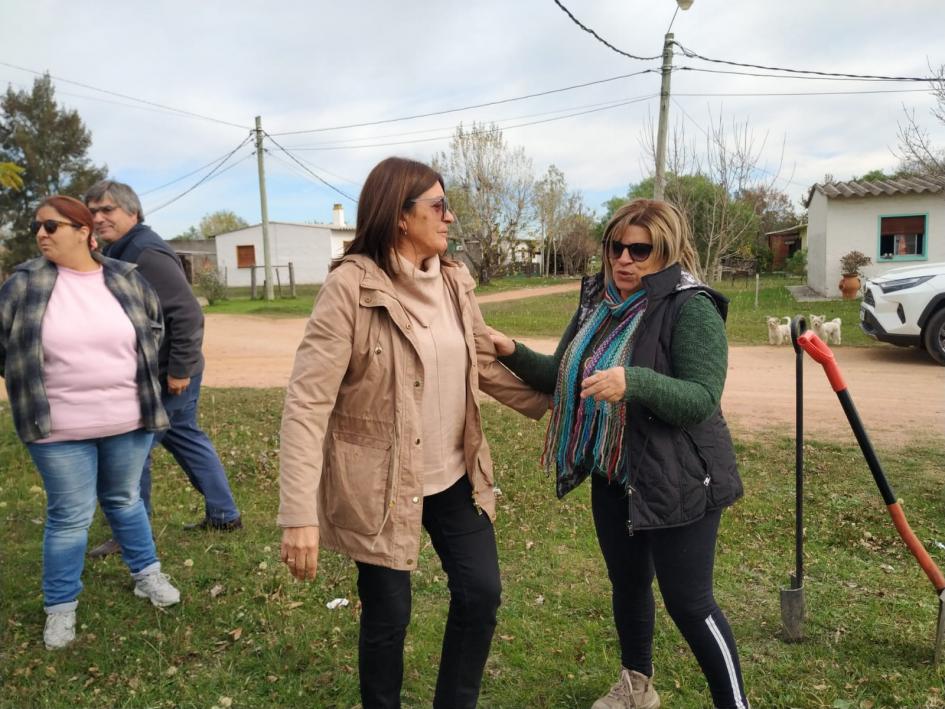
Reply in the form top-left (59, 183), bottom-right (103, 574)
top-left (608, 241), bottom-right (654, 262)
top-left (30, 219), bottom-right (81, 236)
top-left (409, 195), bottom-right (450, 220)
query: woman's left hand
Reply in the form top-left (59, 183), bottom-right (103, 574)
top-left (580, 367), bottom-right (627, 402)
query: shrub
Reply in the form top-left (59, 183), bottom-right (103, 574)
top-left (840, 250), bottom-right (871, 276)
top-left (195, 265), bottom-right (228, 305)
top-left (785, 248), bottom-right (807, 276)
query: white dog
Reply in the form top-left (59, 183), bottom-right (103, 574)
top-left (810, 314), bottom-right (842, 345)
top-left (766, 316), bottom-right (791, 345)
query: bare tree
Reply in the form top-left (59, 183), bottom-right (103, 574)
top-left (639, 110), bottom-right (786, 280)
top-left (557, 208), bottom-right (596, 276)
top-left (433, 123), bottom-right (533, 284)
top-left (896, 64), bottom-right (945, 179)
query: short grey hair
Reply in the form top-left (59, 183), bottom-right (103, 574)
top-left (84, 179), bottom-right (145, 223)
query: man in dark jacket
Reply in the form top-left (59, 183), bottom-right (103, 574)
top-left (85, 180), bottom-right (241, 557)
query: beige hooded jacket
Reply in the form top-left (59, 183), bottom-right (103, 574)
top-left (278, 254), bottom-right (548, 570)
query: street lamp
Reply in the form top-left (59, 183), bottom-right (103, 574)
top-left (653, 0), bottom-right (693, 200)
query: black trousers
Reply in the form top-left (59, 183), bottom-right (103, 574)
top-left (591, 474), bottom-right (749, 709)
top-left (356, 475), bottom-right (501, 709)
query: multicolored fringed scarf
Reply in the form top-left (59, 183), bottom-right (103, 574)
top-left (542, 283), bottom-right (648, 483)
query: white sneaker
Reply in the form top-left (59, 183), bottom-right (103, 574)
top-left (44, 610), bottom-right (76, 650)
top-left (133, 571), bottom-right (181, 607)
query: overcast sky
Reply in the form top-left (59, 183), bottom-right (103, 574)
top-left (3, 0), bottom-right (944, 238)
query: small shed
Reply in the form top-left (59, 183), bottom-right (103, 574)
top-left (765, 223), bottom-right (807, 270)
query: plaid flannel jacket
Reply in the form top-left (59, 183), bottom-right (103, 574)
top-left (0, 253), bottom-right (169, 443)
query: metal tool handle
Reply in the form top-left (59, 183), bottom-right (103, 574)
top-left (797, 330), bottom-right (945, 593)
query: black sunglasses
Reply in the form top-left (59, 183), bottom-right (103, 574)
top-left (30, 219), bottom-right (81, 236)
top-left (609, 241), bottom-right (654, 262)
top-left (408, 195), bottom-right (450, 220)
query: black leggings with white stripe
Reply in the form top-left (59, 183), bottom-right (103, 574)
top-left (592, 474), bottom-right (749, 709)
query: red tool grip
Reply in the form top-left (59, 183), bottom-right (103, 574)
top-left (797, 331), bottom-right (846, 392)
top-left (888, 502), bottom-right (945, 592)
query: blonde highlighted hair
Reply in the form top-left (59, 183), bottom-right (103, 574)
top-left (601, 199), bottom-right (701, 282)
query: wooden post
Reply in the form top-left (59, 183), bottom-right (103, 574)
top-left (288, 262), bottom-right (296, 297)
top-left (250, 266), bottom-right (257, 300)
top-left (275, 266), bottom-right (282, 298)
top-left (754, 273), bottom-right (760, 309)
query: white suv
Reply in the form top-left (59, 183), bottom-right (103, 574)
top-left (860, 262), bottom-right (945, 365)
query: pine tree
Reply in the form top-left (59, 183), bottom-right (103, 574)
top-left (0, 74), bottom-right (107, 271)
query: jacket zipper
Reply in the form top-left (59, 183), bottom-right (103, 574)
top-left (625, 483), bottom-right (636, 536)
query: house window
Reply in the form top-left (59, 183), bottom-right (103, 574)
top-left (236, 245), bottom-right (256, 268)
top-left (879, 215), bottom-right (926, 261)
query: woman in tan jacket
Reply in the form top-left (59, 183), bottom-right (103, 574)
top-left (278, 157), bottom-right (547, 708)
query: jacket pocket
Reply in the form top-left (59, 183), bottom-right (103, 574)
top-left (324, 430), bottom-right (393, 535)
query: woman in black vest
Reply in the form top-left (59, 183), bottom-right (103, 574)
top-left (490, 199), bottom-right (749, 709)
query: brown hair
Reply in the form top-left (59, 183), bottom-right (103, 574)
top-left (334, 156), bottom-right (454, 276)
top-left (601, 198), bottom-right (701, 282)
top-left (38, 195), bottom-right (95, 245)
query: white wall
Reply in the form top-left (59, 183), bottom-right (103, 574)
top-left (807, 192), bottom-right (945, 296)
top-left (215, 223), bottom-right (353, 286)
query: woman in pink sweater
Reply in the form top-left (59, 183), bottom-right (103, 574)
top-left (0, 196), bottom-right (180, 651)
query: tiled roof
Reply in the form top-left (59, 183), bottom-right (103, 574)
top-left (804, 176), bottom-right (945, 206)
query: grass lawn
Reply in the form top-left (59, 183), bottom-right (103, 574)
top-left (480, 274), bottom-right (879, 347)
top-left (1, 391), bottom-right (942, 708)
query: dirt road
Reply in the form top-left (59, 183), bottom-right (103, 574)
top-left (199, 311), bottom-right (942, 447)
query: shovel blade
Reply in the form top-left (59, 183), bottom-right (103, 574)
top-left (935, 595), bottom-right (945, 665)
top-left (780, 585), bottom-right (806, 642)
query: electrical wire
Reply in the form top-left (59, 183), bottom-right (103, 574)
top-left (264, 133), bottom-right (358, 203)
top-left (672, 42), bottom-right (939, 83)
top-left (281, 95), bottom-right (656, 152)
top-left (551, 0), bottom-right (662, 60)
top-left (138, 141), bottom-right (256, 197)
top-left (146, 137), bottom-right (255, 214)
top-left (0, 60), bottom-right (251, 129)
top-left (269, 70), bottom-right (655, 136)
top-left (673, 66), bottom-right (932, 83)
top-left (280, 95), bottom-right (653, 150)
top-left (672, 87), bottom-right (931, 98)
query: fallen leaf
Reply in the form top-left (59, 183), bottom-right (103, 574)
top-left (209, 584), bottom-right (224, 598)
top-left (228, 627), bottom-right (243, 641)
top-left (183, 559), bottom-right (194, 568)
top-left (286, 601), bottom-right (304, 609)
top-left (165, 666), bottom-right (178, 677)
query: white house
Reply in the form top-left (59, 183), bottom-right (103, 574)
top-left (804, 177), bottom-right (945, 297)
top-left (213, 204), bottom-right (355, 287)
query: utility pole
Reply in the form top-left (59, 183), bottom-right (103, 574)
top-left (653, 31), bottom-right (674, 201)
top-left (254, 115), bottom-right (274, 301)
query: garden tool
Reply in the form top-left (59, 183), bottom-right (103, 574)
top-left (780, 316), bottom-right (807, 641)
top-left (796, 329), bottom-right (945, 664)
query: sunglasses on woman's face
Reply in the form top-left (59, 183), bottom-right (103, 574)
top-left (409, 195), bottom-right (450, 220)
top-left (608, 241), bottom-right (654, 262)
top-left (30, 219), bottom-right (80, 236)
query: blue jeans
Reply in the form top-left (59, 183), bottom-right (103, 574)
top-left (141, 371), bottom-right (239, 523)
top-left (27, 429), bottom-right (160, 610)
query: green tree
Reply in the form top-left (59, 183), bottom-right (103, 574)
top-left (0, 74), bottom-right (107, 270)
top-left (198, 209), bottom-right (248, 238)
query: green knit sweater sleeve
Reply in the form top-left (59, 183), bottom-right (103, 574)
top-left (623, 293), bottom-right (728, 426)
top-left (498, 306), bottom-right (580, 395)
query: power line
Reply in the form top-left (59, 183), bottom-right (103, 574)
top-left (551, 0), bottom-right (662, 61)
top-left (264, 133), bottom-right (358, 203)
top-left (281, 95), bottom-right (657, 152)
top-left (139, 142), bottom-right (255, 197)
top-left (269, 70), bottom-right (656, 136)
top-left (673, 87), bottom-right (931, 98)
top-left (146, 137), bottom-right (255, 215)
top-left (673, 42), bottom-right (939, 83)
top-left (673, 66), bottom-right (932, 83)
top-left (0, 60), bottom-right (252, 130)
top-left (546, 3), bottom-right (938, 83)
top-left (280, 95), bottom-right (654, 150)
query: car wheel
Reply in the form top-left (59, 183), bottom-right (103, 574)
top-left (921, 307), bottom-right (945, 365)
